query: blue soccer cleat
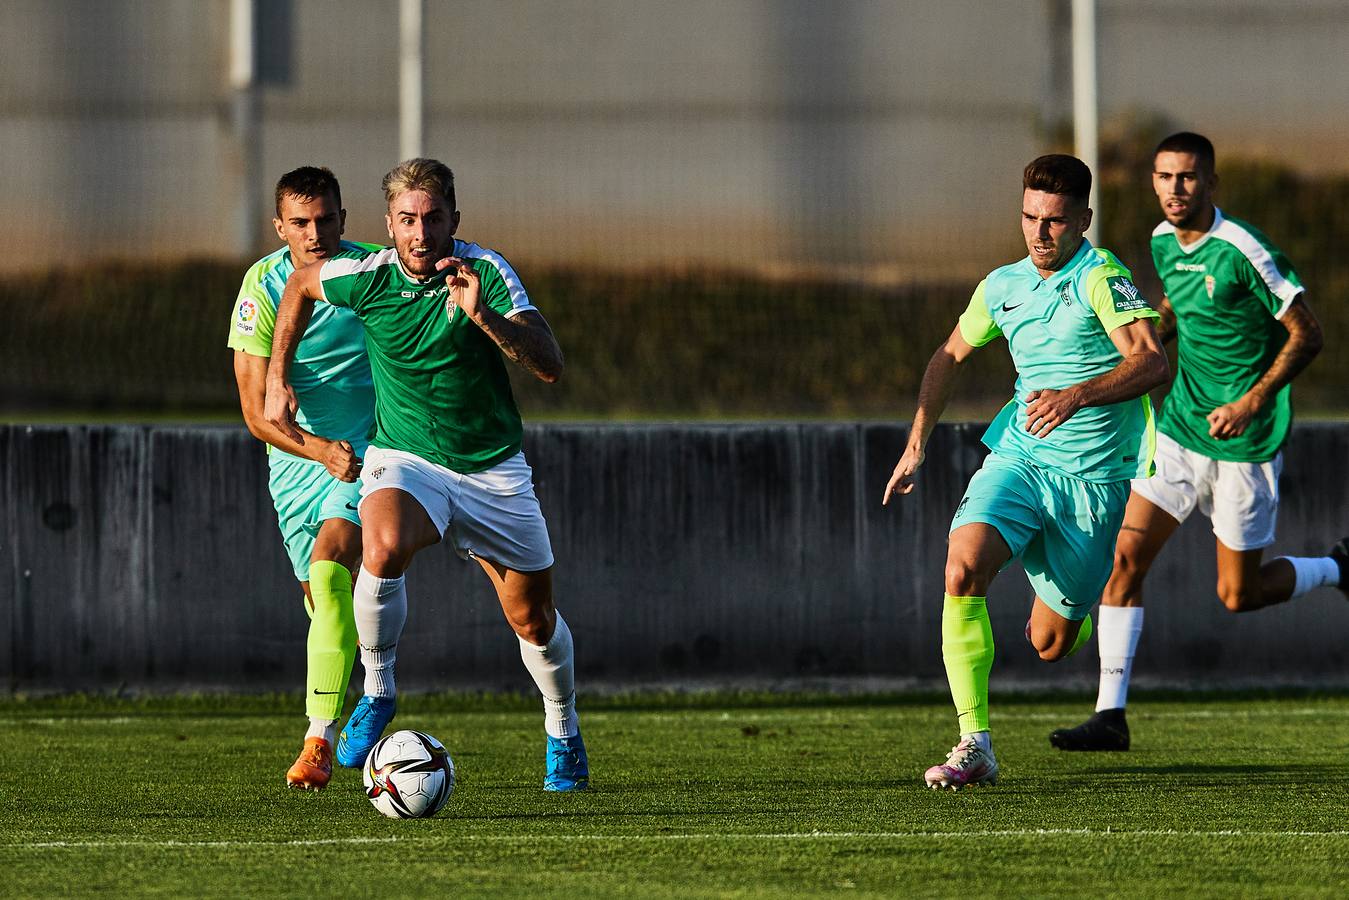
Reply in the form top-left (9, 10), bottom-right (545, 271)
top-left (544, 733), bottom-right (590, 791)
top-left (335, 695), bottom-right (396, 768)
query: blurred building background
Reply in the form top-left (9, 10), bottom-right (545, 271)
top-left (2, 0), bottom-right (1348, 417)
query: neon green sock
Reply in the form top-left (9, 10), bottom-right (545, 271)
top-left (942, 594), bottom-right (994, 735)
top-left (1065, 613), bottom-right (1094, 658)
top-left (305, 561), bottom-right (358, 722)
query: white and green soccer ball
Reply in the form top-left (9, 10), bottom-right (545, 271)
top-left (363, 729), bottom-right (455, 819)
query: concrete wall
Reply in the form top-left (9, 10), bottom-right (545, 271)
top-left (3, 423), bottom-right (1347, 694)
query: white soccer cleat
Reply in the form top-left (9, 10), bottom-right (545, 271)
top-left (924, 737), bottom-right (998, 790)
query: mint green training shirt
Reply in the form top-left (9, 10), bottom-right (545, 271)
top-left (226, 241), bottom-right (379, 464)
top-left (958, 240), bottom-right (1160, 483)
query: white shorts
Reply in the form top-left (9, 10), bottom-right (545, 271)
top-left (1131, 431), bottom-right (1281, 551)
top-left (359, 446), bottom-right (555, 572)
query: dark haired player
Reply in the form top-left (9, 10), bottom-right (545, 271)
top-left (883, 154), bottom-right (1169, 789)
top-left (1051, 133), bottom-right (1346, 752)
top-left (228, 166), bottom-right (381, 790)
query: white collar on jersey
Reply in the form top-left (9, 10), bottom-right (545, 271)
top-left (1170, 207), bottom-right (1224, 255)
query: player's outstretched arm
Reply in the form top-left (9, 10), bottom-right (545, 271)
top-left (883, 325), bottom-right (978, 505)
top-left (233, 351), bottom-right (361, 482)
top-left (264, 263), bottom-right (323, 441)
top-left (1024, 318), bottom-right (1169, 438)
top-left (442, 258), bottom-right (564, 383)
top-left (1207, 297), bottom-right (1322, 440)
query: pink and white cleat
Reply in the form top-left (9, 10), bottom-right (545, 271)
top-left (924, 737), bottom-right (998, 790)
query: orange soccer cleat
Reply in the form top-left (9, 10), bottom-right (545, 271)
top-left (286, 737), bottom-right (334, 791)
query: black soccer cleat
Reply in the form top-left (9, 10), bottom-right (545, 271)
top-left (1330, 537), bottom-right (1349, 599)
top-left (1049, 708), bottom-right (1130, 751)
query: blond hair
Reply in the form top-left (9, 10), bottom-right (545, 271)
top-left (382, 158), bottom-right (456, 209)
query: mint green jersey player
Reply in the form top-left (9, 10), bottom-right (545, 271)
top-left (958, 240), bottom-right (1161, 483)
top-left (316, 240), bottom-right (537, 473)
top-left (1152, 208), bottom-right (1303, 462)
top-left (228, 240), bottom-right (379, 580)
top-left (228, 240), bottom-right (379, 463)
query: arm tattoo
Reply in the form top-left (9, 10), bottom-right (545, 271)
top-left (475, 311), bottom-right (564, 382)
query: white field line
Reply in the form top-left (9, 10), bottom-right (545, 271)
top-left (8, 829), bottom-right (1349, 851)
top-left (3, 707), bottom-right (1347, 728)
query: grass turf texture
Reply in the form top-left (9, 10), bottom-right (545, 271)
top-left (1, 693), bottom-right (1346, 898)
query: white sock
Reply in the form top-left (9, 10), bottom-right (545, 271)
top-left (1095, 606), bottom-right (1144, 712)
top-left (1279, 556), bottom-right (1340, 599)
top-left (960, 731), bottom-right (992, 754)
top-left (306, 718), bottom-right (338, 745)
top-left (353, 567), bottom-right (407, 699)
top-left (518, 611), bottom-right (579, 739)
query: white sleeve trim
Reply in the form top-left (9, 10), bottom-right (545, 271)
top-left (1214, 220), bottom-right (1302, 307)
top-left (1273, 287), bottom-right (1304, 320)
top-left (454, 240), bottom-right (537, 315)
top-left (320, 247), bottom-right (396, 281)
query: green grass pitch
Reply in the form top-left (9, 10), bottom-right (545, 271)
top-left (1, 692), bottom-right (1347, 898)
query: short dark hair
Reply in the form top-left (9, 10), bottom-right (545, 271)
top-left (1023, 154), bottom-right (1092, 207)
top-left (274, 166), bottom-right (342, 217)
top-left (1154, 131), bottom-right (1216, 172)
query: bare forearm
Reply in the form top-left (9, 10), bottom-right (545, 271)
top-left (241, 409), bottom-right (331, 462)
top-left (267, 279), bottom-right (315, 387)
top-left (907, 348), bottom-right (963, 451)
top-left (1072, 350), bottom-right (1169, 408)
top-left (1244, 333), bottom-right (1321, 411)
top-left (472, 308), bottom-right (564, 382)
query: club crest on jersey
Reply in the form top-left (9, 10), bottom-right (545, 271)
top-left (1205, 275), bottom-right (1216, 299)
top-left (1058, 283), bottom-right (1073, 306)
top-left (235, 299), bottom-right (258, 336)
top-left (1106, 276), bottom-right (1147, 312)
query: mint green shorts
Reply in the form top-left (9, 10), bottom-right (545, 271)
top-left (268, 454), bottom-right (363, 581)
top-left (949, 452), bottom-right (1129, 621)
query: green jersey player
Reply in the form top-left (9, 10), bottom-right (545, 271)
top-left (228, 166), bottom-right (378, 790)
top-left (883, 155), bottom-right (1169, 789)
top-left (264, 159), bottom-right (588, 791)
top-left (1052, 133), bottom-right (1347, 753)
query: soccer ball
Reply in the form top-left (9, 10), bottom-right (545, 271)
top-left (362, 729), bottom-right (456, 819)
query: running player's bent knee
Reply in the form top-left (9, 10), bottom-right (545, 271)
top-left (1037, 639), bottom-right (1071, 662)
top-left (1216, 582), bottom-right (1259, 613)
top-left (944, 559), bottom-right (989, 598)
top-left (362, 539), bottom-right (413, 578)
top-left (508, 607), bottom-right (555, 646)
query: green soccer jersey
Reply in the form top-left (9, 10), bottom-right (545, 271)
top-left (226, 241), bottom-right (379, 464)
top-left (958, 240), bottom-right (1160, 483)
top-left (317, 240), bottom-right (537, 473)
top-left (1151, 208), bottom-right (1303, 462)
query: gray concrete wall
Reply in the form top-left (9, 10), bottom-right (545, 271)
top-left (4, 423), bottom-right (1347, 694)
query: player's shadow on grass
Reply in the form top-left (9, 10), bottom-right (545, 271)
top-left (1082, 763), bottom-right (1346, 783)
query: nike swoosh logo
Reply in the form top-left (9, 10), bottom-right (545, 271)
top-left (344, 502), bottom-right (359, 511)
top-left (313, 689), bottom-right (340, 695)
top-left (1002, 302), bottom-right (1023, 312)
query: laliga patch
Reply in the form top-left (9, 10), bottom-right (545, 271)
top-left (1106, 276), bottom-right (1147, 312)
top-left (235, 299), bottom-right (258, 336)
